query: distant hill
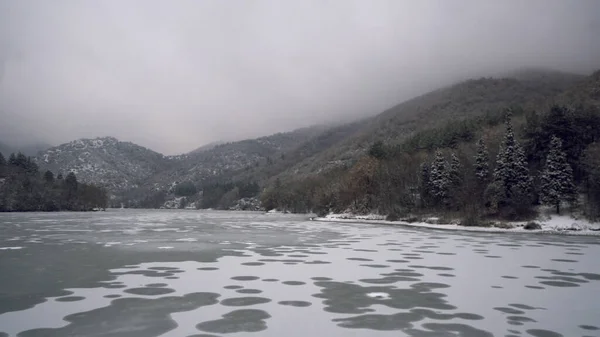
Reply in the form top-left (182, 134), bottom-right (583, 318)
top-left (34, 137), bottom-right (174, 195)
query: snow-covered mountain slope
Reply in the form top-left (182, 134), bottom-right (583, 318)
top-left (35, 137), bottom-right (175, 193)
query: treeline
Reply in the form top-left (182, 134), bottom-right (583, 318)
top-left (0, 152), bottom-right (108, 212)
top-left (262, 105), bottom-right (600, 222)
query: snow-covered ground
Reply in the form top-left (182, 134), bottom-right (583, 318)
top-left (315, 212), bottom-right (600, 236)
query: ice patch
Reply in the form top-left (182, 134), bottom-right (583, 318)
top-left (176, 238), bottom-right (198, 242)
top-left (158, 246), bottom-right (174, 249)
top-left (0, 247), bottom-right (24, 250)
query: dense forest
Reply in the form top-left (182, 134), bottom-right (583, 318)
top-left (261, 104), bottom-right (600, 223)
top-left (0, 152), bottom-right (108, 212)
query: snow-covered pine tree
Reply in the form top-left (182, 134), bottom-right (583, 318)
top-left (429, 150), bottom-right (450, 206)
top-left (474, 138), bottom-right (489, 182)
top-left (540, 135), bottom-right (576, 214)
top-left (492, 111), bottom-right (532, 213)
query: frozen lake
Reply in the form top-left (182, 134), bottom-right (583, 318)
top-left (0, 209), bottom-right (599, 337)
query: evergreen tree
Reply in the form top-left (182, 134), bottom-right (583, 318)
top-left (492, 112), bottom-right (533, 215)
top-left (449, 153), bottom-right (462, 187)
top-left (429, 150), bottom-right (450, 206)
top-left (57, 173), bottom-right (64, 180)
top-left (0, 152), bottom-right (6, 166)
top-left (419, 162), bottom-right (432, 208)
top-left (8, 153), bottom-right (17, 166)
top-left (44, 170), bottom-right (55, 184)
top-left (540, 136), bottom-right (576, 214)
top-left (474, 138), bottom-right (490, 182)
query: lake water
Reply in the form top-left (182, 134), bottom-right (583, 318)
top-left (0, 210), bottom-right (599, 337)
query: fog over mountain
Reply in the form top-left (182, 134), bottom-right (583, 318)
top-left (1, 0), bottom-right (599, 154)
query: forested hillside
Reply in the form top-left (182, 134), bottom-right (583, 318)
top-left (262, 70), bottom-right (600, 222)
top-left (0, 152), bottom-right (108, 211)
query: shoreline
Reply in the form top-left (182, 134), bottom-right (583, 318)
top-left (311, 214), bottom-right (600, 236)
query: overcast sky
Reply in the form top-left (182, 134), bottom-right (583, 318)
top-left (1, 0), bottom-right (599, 154)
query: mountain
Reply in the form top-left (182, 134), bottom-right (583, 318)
top-left (35, 137), bottom-right (174, 195)
top-left (27, 69), bottom-right (594, 210)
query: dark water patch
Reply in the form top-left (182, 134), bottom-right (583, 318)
top-left (20, 292), bottom-right (220, 337)
top-left (304, 260), bottom-right (331, 265)
top-left (385, 270), bottom-right (423, 278)
top-left (402, 253), bottom-right (421, 256)
top-left (313, 281), bottom-right (456, 315)
top-left (409, 265), bottom-right (453, 271)
top-left (510, 303), bottom-right (544, 310)
top-left (388, 248), bottom-right (404, 251)
top-left (104, 294), bottom-right (121, 298)
top-left (283, 262), bottom-right (298, 265)
top-left (347, 257), bottom-right (373, 261)
top-left (412, 250), bottom-right (435, 254)
top-left (186, 334), bottom-right (220, 337)
top-left (565, 252), bottom-right (584, 255)
top-left (551, 259), bottom-right (578, 263)
top-left (539, 281), bottom-right (579, 287)
top-left (197, 267), bottom-right (219, 270)
top-left (502, 276), bottom-right (519, 279)
top-left (262, 278), bottom-right (278, 282)
top-left (497, 244), bottom-right (522, 247)
top-left (196, 309), bottom-right (270, 333)
top-left (436, 252), bottom-right (456, 255)
top-left (282, 281), bottom-right (305, 286)
top-left (526, 329), bottom-right (564, 337)
top-left (353, 249), bottom-right (378, 252)
top-left (148, 267), bottom-right (179, 271)
top-left (491, 286), bottom-right (503, 289)
top-left (221, 296), bottom-right (271, 306)
top-left (55, 296), bottom-right (85, 302)
top-left (165, 276), bottom-right (179, 280)
top-left (485, 255), bottom-right (501, 258)
top-left (494, 307), bottom-right (525, 315)
top-left (535, 276), bottom-right (587, 284)
top-left (522, 265), bottom-right (540, 269)
top-left (579, 325), bottom-right (599, 330)
top-left (124, 287), bottom-right (176, 296)
top-left (405, 256), bottom-right (424, 260)
top-left (231, 276), bottom-right (260, 281)
top-left (101, 284), bottom-right (128, 289)
top-left (579, 273), bottom-right (600, 280)
top-left (311, 277), bottom-right (332, 281)
top-left (146, 283), bottom-right (168, 287)
top-left (507, 316), bottom-right (536, 323)
top-left (288, 254), bottom-right (308, 258)
top-left (360, 264), bottom-right (390, 268)
top-left (241, 262), bottom-right (265, 266)
top-left (224, 285), bottom-right (243, 290)
top-left (387, 259), bottom-right (409, 263)
top-left (525, 285), bottom-right (545, 289)
top-left (236, 289), bottom-right (262, 294)
top-left (437, 273), bottom-right (455, 277)
top-left (278, 300), bottom-right (312, 307)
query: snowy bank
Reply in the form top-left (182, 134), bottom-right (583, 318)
top-left (313, 213), bottom-right (600, 236)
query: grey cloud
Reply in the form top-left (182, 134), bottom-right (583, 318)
top-left (1, 0), bottom-right (599, 154)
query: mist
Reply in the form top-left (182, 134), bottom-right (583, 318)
top-left (1, 0), bottom-right (599, 155)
